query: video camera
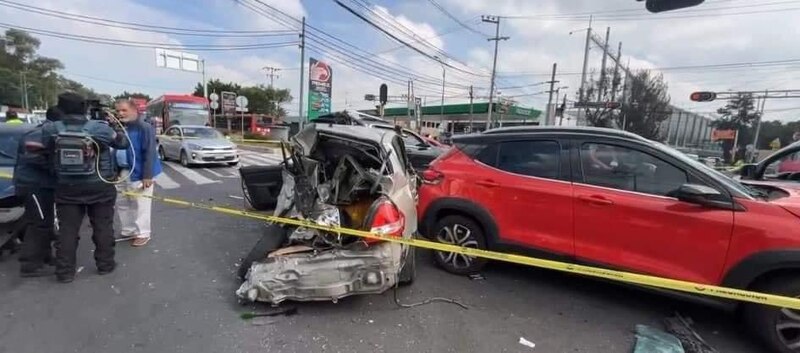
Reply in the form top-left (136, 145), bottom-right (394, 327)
top-left (86, 99), bottom-right (119, 121)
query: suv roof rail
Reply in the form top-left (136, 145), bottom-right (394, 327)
top-left (482, 126), bottom-right (648, 141)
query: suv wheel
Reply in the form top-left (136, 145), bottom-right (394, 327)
top-left (432, 215), bottom-right (487, 275)
top-left (743, 275), bottom-right (800, 353)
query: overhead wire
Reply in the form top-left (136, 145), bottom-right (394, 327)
top-left (426, 0), bottom-right (490, 38)
top-left (0, 22), bottom-right (299, 50)
top-left (0, 0), bottom-right (297, 37)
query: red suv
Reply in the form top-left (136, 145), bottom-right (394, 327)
top-left (418, 127), bottom-right (800, 353)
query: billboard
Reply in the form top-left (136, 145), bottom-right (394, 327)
top-left (221, 91), bottom-right (237, 116)
top-left (711, 129), bottom-right (737, 141)
top-left (308, 58), bottom-right (332, 120)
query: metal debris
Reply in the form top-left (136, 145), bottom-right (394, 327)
top-left (664, 313), bottom-right (719, 353)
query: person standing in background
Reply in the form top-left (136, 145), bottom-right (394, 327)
top-left (114, 99), bottom-right (161, 247)
top-left (5, 111), bottom-right (23, 125)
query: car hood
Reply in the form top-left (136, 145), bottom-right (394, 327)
top-left (183, 138), bottom-right (235, 148)
top-left (745, 180), bottom-right (800, 218)
top-left (757, 141), bottom-right (800, 176)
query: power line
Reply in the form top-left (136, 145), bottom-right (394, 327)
top-left (61, 71), bottom-right (174, 91)
top-left (0, 0), bottom-right (297, 37)
top-left (334, 0), bottom-right (488, 78)
top-left (499, 58), bottom-right (800, 77)
top-left (500, 0), bottom-right (800, 20)
top-left (238, 0), bottom-right (483, 91)
top-left (0, 22), bottom-right (299, 50)
top-left (503, 6), bottom-right (800, 22)
top-left (426, 0), bottom-right (490, 37)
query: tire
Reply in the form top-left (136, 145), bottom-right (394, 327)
top-left (237, 224), bottom-right (288, 280)
top-left (158, 146), bottom-right (167, 161)
top-left (180, 150), bottom-right (192, 167)
top-left (742, 274), bottom-right (800, 353)
top-left (431, 215), bottom-right (487, 275)
top-left (399, 246), bottom-right (416, 285)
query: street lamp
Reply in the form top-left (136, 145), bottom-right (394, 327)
top-left (433, 56), bottom-right (447, 133)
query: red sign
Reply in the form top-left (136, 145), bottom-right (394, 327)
top-left (711, 129), bottom-right (736, 141)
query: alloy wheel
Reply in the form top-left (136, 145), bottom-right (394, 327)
top-left (435, 223), bottom-right (479, 270)
top-left (777, 306), bottom-right (800, 351)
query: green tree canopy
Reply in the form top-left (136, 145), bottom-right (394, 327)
top-left (114, 91), bottom-right (152, 102)
top-left (194, 79), bottom-right (292, 117)
top-left (580, 68), bottom-right (672, 140)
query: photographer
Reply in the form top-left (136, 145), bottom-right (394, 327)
top-left (42, 93), bottom-right (129, 283)
top-left (113, 99), bottom-right (161, 247)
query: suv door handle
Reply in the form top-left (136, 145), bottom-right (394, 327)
top-left (476, 179), bottom-right (500, 188)
top-left (578, 195), bottom-right (614, 206)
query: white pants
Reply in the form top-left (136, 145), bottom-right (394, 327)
top-left (116, 175), bottom-right (154, 239)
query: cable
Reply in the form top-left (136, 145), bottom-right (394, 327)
top-left (92, 112), bottom-right (135, 185)
top-left (499, 58), bottom-right (800, 77)
top-left (334, 0), bottom-right (488, 78)
top-left (504, 6), bottom-right (800, 22)
top-left (427, 0), bottom-right (490, 37)
top-left (0, 0), bottom-right (297, 37)
top-left (0, 22), bottom-right (300, 50)
top-left (501, 0), bottom-right (800, 19)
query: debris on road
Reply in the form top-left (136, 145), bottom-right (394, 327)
top-left (633, 324), bottom-right (684, 353)
top-left (518, 337), bottom-right (536, 349)
top-left (239, 306), bottom-right (298, 320)
top-left (664, 313), bottom-right (719, 353)
top-left (468, 273), bottom-right (485, 281)
top-left (110, 285), bottom-right (121, 295)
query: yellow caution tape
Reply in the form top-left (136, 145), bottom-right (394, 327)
top-left (3, 171), bottom-right (799, 310)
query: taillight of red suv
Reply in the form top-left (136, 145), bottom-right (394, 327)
top-left (365, 198), bottom-right (405, 244)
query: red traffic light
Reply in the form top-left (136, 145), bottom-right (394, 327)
top-left (690, 91), bottom-right (717, 102)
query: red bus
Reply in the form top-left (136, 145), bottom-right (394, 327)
top-left (145, 94), bottom-right (210, 134)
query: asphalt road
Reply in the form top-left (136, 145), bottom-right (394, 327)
top-left (0, 148), bottom-right (764, 353)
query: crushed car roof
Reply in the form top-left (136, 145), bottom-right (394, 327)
top-left (308, 123), bottom-right (396, 142)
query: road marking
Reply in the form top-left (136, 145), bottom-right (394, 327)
top-left (163, 162), bottom-right (219, 185)
top-left (155, 171), bottom-right (180, 190)
top-left (241, 153), bottom-right (282, 165)
top-left (203, 168), bottom-right (227, 178)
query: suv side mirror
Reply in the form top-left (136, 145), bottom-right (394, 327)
top-left (740, 164), bottom-right (757, 179)
top-left (674, 183), bottom-right (741, 211)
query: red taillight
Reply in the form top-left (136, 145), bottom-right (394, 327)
top-left (366, 199), bottom-right (404, 244)
top-left (421, 169), bottom-right (444, 185)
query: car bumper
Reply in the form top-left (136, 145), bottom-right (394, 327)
top-left (236, 242), bottom-right (403, 305)
top-left (186, 150), bottom-right (240, 164)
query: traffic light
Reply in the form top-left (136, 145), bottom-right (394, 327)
top-left (379, 84), bottom-right (388, 105)
top-left (690, 91), bottom-right (717, 102)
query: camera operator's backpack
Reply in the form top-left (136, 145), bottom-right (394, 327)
top-left (53, 120), bottom-right (97, 178)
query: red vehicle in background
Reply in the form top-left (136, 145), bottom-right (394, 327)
top-left (145, 95), bottom-right (210, 134)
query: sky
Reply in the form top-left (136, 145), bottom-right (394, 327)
top-left (4, 0), bottom-right (800, 122)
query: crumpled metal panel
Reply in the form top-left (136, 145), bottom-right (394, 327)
top-left (236, 242), bottom-right (403, 304)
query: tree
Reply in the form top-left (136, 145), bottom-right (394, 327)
top-left (580, 68), bottom-right (672, 140)
top-left (114, 91), bottom-right (152, 102)
top-left (711, 93), bottom-right (760, 162)
top-left (194, 79), bottom-right (292, 117)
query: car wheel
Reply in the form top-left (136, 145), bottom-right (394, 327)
top-left (432, 215), bottom-right (487, 275)
top-left (398, 246), bottom-right (416, 285)
top-left (180, 150), bottom-right (191, 167)
top-left (742, 274), bottom-right (800, 353)
top-left (158, 146), bottom-right (167, 161)
top-left (237, 224), bottom-right (288, 280)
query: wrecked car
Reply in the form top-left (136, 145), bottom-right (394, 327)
top-left (236, 124), bottom-right (417, 304)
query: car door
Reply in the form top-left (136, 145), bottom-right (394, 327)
top-left (162, 127), bottom-right (182, 159)
top-left (571, 139), bottom-right (734, 284)
top-left (475, 138), bottom-right (574, 256)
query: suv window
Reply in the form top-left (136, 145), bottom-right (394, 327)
top-left (165, 127), bottom-right (180, 137)
top-left (496, 140), bottom-right (560, 179)
top-left (580, 143), bottom-right (687, 196)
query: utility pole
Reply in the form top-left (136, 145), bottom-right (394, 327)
top-left (751, 89), bottom-right (769, 162)
top-left (433, 57), bottom-right (448, 132)
top-left (468, 85), bottom-right (474, 132)
top-left (578, 16), bottom-right (593, 105)
top-left (263, 66), bottom-right (281, 87)
top-left (598, 27), bottom-right (610, 101)
top-left (558, 95), bottom-right (567, 126)
top-left (298, 17), bottom-right (306, 125)
top-left (546, 63), bottom-right (558, 125)
top-left (610, 42), bottom-right (622, 102)
top-left (482, 15), bottom-right (509, 130)
top-left (620, 59), bottom-right (631, 130)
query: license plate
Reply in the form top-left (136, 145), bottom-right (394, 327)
top-left (214, 156), bottom-right (226, 160)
